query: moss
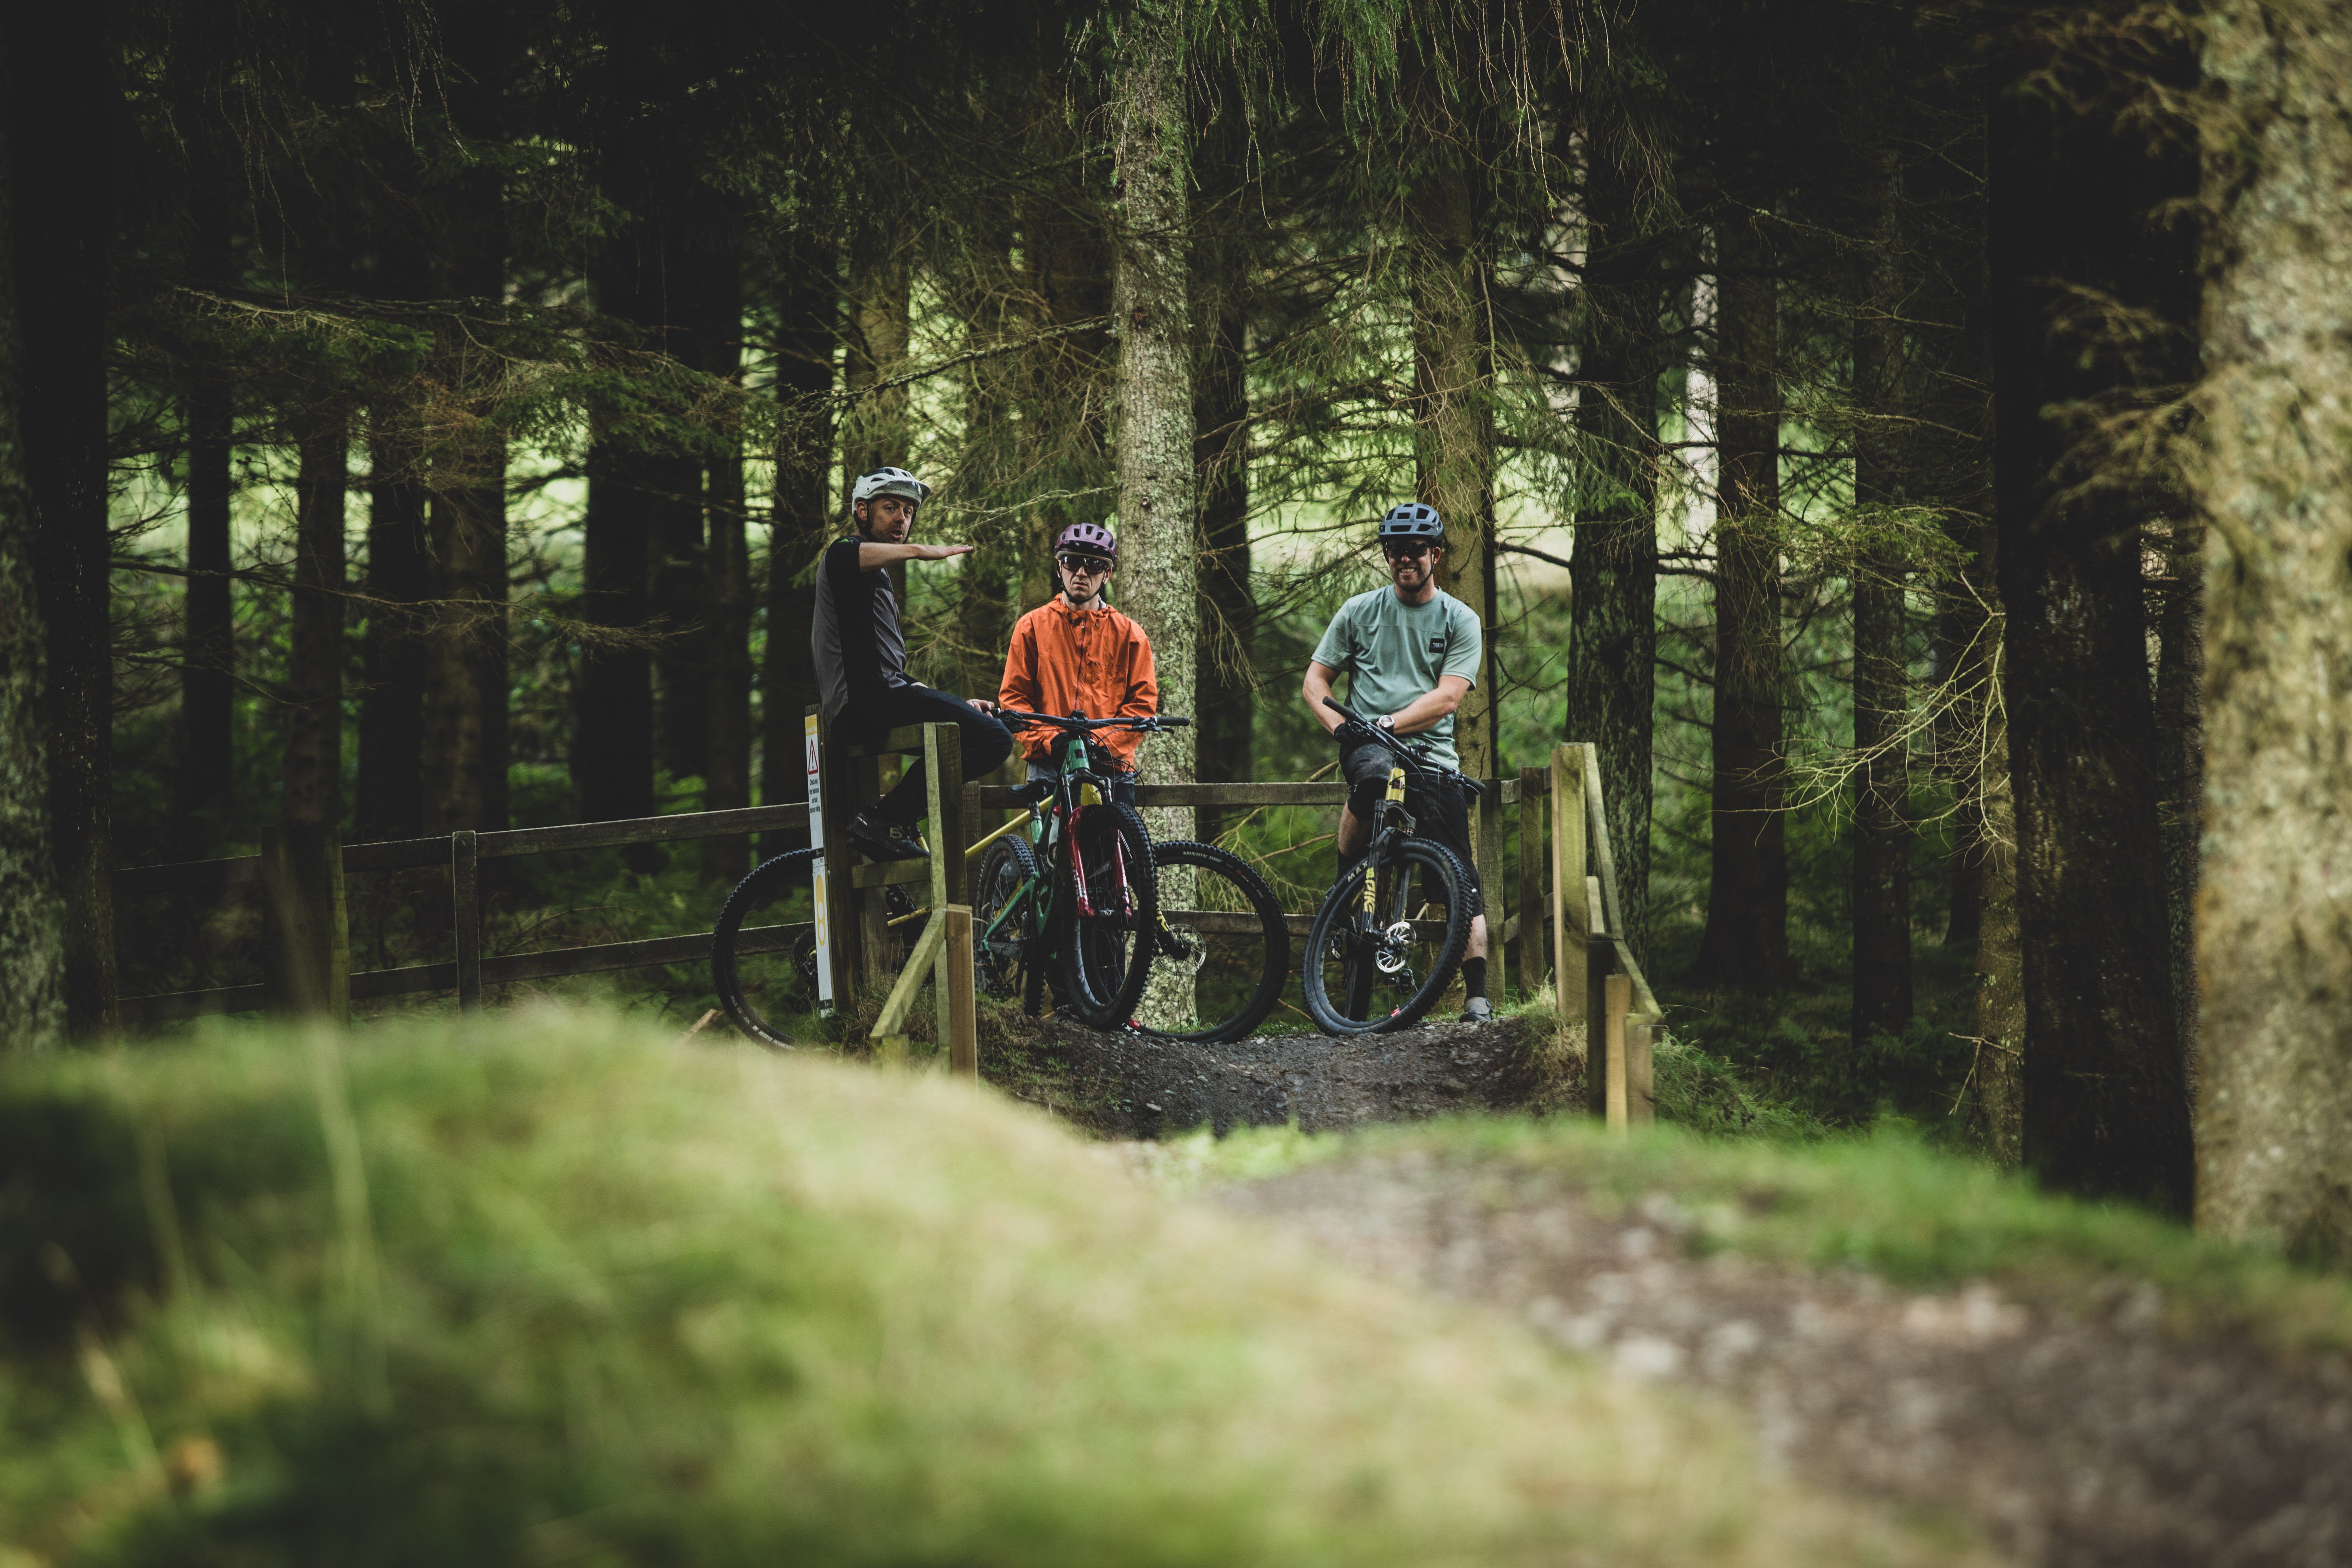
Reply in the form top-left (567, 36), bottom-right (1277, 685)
top-left (0, 1008), bottom-right (1977, 1565)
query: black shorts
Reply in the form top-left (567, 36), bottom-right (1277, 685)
top-left (1338, 737), bottom-right (1483, 917)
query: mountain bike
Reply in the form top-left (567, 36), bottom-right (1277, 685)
top-left (1300, 697), bottom-right (1476, 1035)
top-left (974, 712), bottom-right (1287, 1041)
top-left (710, 847), bottom-right (919, 1049)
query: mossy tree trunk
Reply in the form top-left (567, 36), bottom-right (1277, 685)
top-left (1110, 0), bottom-right (1196, 836)
top-left (0, 104), bottom-right (66, 1049)
top-left (1987, 33), bottom-right (2195, 1213)
top-left (359, 396), bottom-right (429, 841)
top-left (2193, 0), bottom-right (2352, 1263)
top-left (1407, 53), bottom-right (1497, 789)
top-left (704, 246), bottom-right (753, 879)
top-left (1193, 84), bottom-right (1252, 844)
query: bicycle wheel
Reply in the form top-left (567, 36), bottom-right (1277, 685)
top-left (713, 849), bottom-right (825, 1049)
top-left (1139, 841), bottom-right (1289, 1044)
top-left (1058, 801), bottom-right (1159, 1029)
top-left (1301, 837), bottom-right (1473, 1036)
top-left (971, 834), bottom-right (1040, 1003)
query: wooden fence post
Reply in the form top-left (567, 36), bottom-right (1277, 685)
top-left (945, 903), bottom-right (977, 1081)
top-left (451, 830), bottom-right (482, 1010)
top-left (1518, 766), bottom-right (1544, 1002)
top-left (1627, 1011), bottom-right (1655, 1126)
top-left (1604, 973), bottom-right (1631, 1133)
top-left (811, 705), bottom-right (858, 1010)
top-left (925, 723), bottom-right (965, 1006)
top-left (260, 824), bottom-right (349, 1024)
top-left (1552, 743), bottom-right (1587, 1017)
top-left (1475, 778), bottom-right (1502, 981)
top-left (1586, 878), bottom-right (1610, 1116)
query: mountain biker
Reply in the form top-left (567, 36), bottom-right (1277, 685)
top-left (813, 466), bottom-right (1015, 862)
top-left (1300, 501), bottom-right (1493, 1021)
top-left (997, 520), bottom-right (1159, 807)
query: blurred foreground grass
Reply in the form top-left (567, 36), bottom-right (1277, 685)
top-left (1154, 1115), bottom-right (2352, 1361)
top-left (0, 1009), bottom-right (1980, 1567)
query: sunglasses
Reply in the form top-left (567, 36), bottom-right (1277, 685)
top-left (1058, 553), bottom-right (1113, 574)
top-left (1383, 543), bottom-right (1434, 561)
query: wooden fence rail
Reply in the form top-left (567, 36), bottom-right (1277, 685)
top-left (116, 734), bottom-right (1658, 1134)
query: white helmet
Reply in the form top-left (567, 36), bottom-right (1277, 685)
top-left (852, 467), bottom-right (929, 507)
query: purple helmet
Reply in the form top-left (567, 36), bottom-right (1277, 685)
top-left (1054, 521), bottom-right (1118, 560)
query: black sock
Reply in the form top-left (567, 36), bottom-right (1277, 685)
top-left (1461, 956), bottom-right (1488, 999)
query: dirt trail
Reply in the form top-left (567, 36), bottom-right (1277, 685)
top-left (1220, 1150), bottom-right (2352, 1568)
top-left (1014, 1014), bottom-right (1567, 1137)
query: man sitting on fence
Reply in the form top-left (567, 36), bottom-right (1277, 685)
top-left (813, 467), bottom-right (1014, 862)
top-left (1300, 501), bottom-right (1492, 1022)
top-left (996, 520), bottom-right (1158, 806)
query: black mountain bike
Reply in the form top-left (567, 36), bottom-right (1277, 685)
top-left (975, 712), bottom-right (1288, 1041)
top-left (1300, 697), bottom-right (1476, 1035)
top-left (710, 847), bottom-right (919, 1049)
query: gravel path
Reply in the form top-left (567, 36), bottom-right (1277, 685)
top-left (1221, 1150), bottom-right (2352, 1568)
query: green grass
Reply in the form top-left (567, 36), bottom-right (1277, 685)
top-left (0, 1009), bottom-right (1980, 1567)
top-left (1152, 1115), bottom-right (2352, 1363)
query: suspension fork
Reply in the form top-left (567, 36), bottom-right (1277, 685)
top-left (1360, 765), bottom-right (1409, 922)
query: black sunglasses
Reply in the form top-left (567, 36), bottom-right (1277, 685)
top-left (1058, 553), bottom-right (1113, 574)
top-left (1383, 542), bottom-right (1434, 560)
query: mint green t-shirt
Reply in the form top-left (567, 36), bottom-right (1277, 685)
top-left (1310, 587), bottom-right (1483, 769)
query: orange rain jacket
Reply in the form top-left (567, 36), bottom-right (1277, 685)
top-left (998, 597), bottom-right (1159, 771)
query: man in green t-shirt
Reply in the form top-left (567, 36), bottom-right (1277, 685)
top-left (1301, 502), bottom-right (1492, 1020)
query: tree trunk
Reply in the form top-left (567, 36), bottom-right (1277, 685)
top-left (759, 233), bottom-right (835, 844)
top-left (1408, 58), bottom-right (1497, 788)
top-left (1564, 138), bottom-right (1659, 965)
top-left (1987, 42), bottom-right (2194, 1213)
top-left (2193, 0), bottom-right (2352, 1263)
top-left (1698, 220), bottom-right (1787, 988)
top-left (577, 250), bottom-right (660, 829)
top-left (1193, 97), bottom-right (1252, 842)
top-left (703, 247), bottom-right (752, 880)
top-left (356, 400), bottom-right (427, 841)
top-left (1850, 196), bottom-right (1914, 1049)
top-left (1110, 0), bottom-right (1196, 838)
top-left (1973, 673), bottom-right (2026, 1165)
top-left (0, 103), bottom-right (66, 1048)
top-left (1018, 98), bottom-right (1114, 610)
top-left (283, 417), bottom-right (348, 829)
top-left (2152, 511), bottom-right (2203, 1096)
top-left (5, 3), bottom-right (117, 1033)
top-left (179, 203), bottom-right (237, 845)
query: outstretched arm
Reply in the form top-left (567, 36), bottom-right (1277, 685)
top-left (858, 540), bottom-right (973, 569)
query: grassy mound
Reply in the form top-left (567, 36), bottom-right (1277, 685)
top-left (1161, 1116), bottom-right (2352, 1360)
top-left (0, 1010), bottom-right (1980, 1567)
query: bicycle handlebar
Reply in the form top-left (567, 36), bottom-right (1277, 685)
top-left (1000, 709), bottom-right (1192, 733)
top-left (1321, 697), bottom-right (1480, 794)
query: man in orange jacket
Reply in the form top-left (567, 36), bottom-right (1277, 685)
top-left (998, 521), bottom-right (1158, 802)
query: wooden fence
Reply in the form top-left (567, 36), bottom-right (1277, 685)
top-left (114, 728), bottom-right (1659, 1128)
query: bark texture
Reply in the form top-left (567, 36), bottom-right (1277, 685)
top-left (759, 234), bottom-right (835, 838)
top-left (2193, 0), bottom-right (2352, 1262)
top-left (1698, 222), bottom-right (1787, 988)
top-left (357, 401), bottom-right (428, 841)
top-left (1109, 3), bottom-right (1197, 842)
top-left (1564, 140), bottom-right (1659, 964)
top-left (0, 101), bottom-right (65, 1048)
top-left (1193, 91), bottom-right (1252, 843)
top-left (283, 418), bottom-right (349, 828)
top-left (1407, 59), bottom-right (1497, 786)
top-left (704, 249), bottom-right (752, 880)
top-left (5, 3), bottom-right (116, 1031)
top-left (1988, 39), bottom-right (2195, 1212)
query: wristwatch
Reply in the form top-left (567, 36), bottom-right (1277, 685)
top-left (1374, 714), bottom-right (1396, 732)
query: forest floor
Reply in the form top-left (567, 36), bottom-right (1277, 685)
top-left (1001, 1016), bottom-right (2352, 1568)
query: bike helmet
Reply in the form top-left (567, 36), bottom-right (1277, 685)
top-left (1378, 501), bottom-right (1444, 544)
top-left (852, 466), bottom-right (930, 507)
top-left (1054, 520), bottom-right (1118, 560)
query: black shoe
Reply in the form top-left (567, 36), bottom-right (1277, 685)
top-left (1459, 995), bottom-right (1494, 1023)
top-left (849, 811), bottom-right (928, 863)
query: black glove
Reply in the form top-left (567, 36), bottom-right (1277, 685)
top-left (1334, 718), bottom-right (1376, 747)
